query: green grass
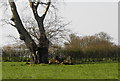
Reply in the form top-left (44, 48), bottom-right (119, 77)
top-left (2, 62), bottom-right (118, 79)
top-left (0, 62), bottom-right (2, 80)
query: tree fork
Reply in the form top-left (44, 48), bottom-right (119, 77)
top-left (29, 0), bottom-right (51, 63)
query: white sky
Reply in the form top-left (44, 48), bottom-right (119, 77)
top-left (0, 0), bottom-right (119, 47)
top-left (59, 2), bottom-right (118, 44)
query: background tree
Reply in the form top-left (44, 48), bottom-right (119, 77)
top-left (2, 44), bottom-right (31, 62)
top-left (62, 32), bottom-right (118, 63)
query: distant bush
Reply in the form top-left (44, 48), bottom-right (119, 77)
top-left (56, 32), bottom-right (119, 64)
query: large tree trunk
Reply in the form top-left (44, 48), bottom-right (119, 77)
top-left (29, 1), bottom-right (51, 64)
top-left (9, 0), bottom-right (51, 64)
top-left (38, 47), bottom-right (48, 63)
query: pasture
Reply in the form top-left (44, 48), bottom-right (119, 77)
top-left (2, 62), bottom-right (118, 79)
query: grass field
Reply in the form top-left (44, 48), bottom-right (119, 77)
top-left (0, 62), bottom-right (2, 80)
top-left (2, 62), bottom-right (118, 79)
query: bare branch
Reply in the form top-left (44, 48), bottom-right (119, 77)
top-left (9, 22), bottom-right (16, 27)
top-left (42, 0), bottom-right (51, 20)
top-left (9, 1), bottom-right (38, 53)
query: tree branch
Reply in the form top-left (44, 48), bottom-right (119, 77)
top-left (9, 22), bottom-right (16, 27)
top-left (9, 0), bottom-right (38, 53)
top-left (42, 0), bottom-right (51, 20)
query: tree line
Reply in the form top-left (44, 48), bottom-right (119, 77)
top-left (54, 32), bottom-right (119, 63)
top-left (2, 32), bottom-right (119, 64)
top-left (2, 44), bottom-right (31, 62)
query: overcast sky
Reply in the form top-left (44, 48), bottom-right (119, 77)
top-left (59, 1), bottom-right (118, 43)
top-left (0, 0), bottom-right (119, 47)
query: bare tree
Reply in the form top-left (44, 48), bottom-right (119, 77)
top-left (8, 0), bottom-right (51, 64)
top-left (3, 0), bottom-right (70, 64)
